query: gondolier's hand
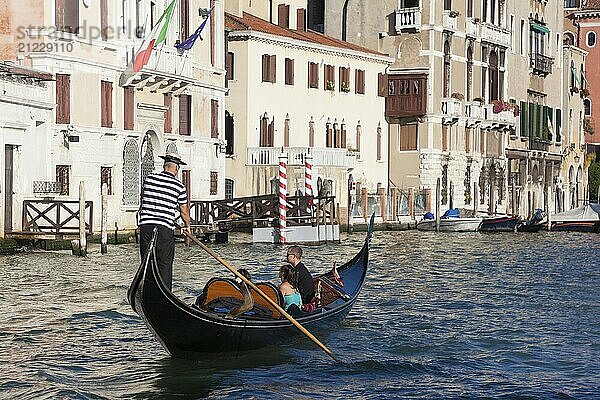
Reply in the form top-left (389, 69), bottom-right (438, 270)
top-left (182, 226), bottom-right (191, 246)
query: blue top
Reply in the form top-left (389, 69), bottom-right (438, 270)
top-left (283, 292), bottom-right (302, 311)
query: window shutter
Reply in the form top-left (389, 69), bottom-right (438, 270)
top-left (64, 0), bottom-right (79, 34)
top-left (179, 95), bottom-right (190, 135)
top-left (210, 0), bottom-right (215, 66)
top-left (164, 93), bottom-right (172, 133)
top-left (341, 125), bottom-right (346, 148)
top-left (124, 87), bottom-right (134, 130)
top-left (56, 74), bottom-right (71, 124)
top-left (226, 52), bottom-right (234, 80)
top-left (262, 54), bottom-right (269, 82)
top-left (101, 0), bottom-right (108, 40)
top-left (211, 99), bottom-right (219, 138)
top-left (297, 8), bottom-right (306, 31)
top-left (101, 81), bottom-right (113, 128)
top-left (555, 108), bottom-right (562, 141)
top-left (55, 0), bottom-right (65, 31)
top-left (269, 55), bottom-right (276, 83)
top-left (278, 4), bottom-right (289, 28)
top-left (378, 73), bottom-right (388, 97)
top-left (268, 118), bottom-right (275, 147)
top-left (181, 0), bottom-right (189, 41)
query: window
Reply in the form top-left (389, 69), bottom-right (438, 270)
top-left (340, 67), bottom-right (350, 92)
top-left (297, 8), bottom-right (306, 31)
top-left (443, 41), bottom-right (450, 98)
top-left (333, 123), bottom-right (339, 147)
top-left (399, 124), bottom-right (417, 151)
top-left (285, 58), bottom-right (294, 85)
top-left (324, 64), bottom-right (335, 90)
top-left (101, 80), bottom-right (113, 128)
top-left (225, 111), bottom-right (234, 155)
top-left (326, 122), bottom-right (332, 147)
top-left (520, 19), bottom-right (525, 56)
top-left (259, 114), bottom-right (274, 147)
top-left (341, 123), bottom-right (347, 148)
top-left (124, 87), bottom-right (134, 130)
top-left (284, 116), bottom-right (290, 147)
top-left (444, 0), bottom-right (451, 11)
top-left (555, 108), bottom-right (562, 142)
top-left (262, 54), bottom-right (276, 83)
top-left (309, 118), bottom-right (315, 147)
top-left (398, 0), bottom-right (419, 8)
top-left (56, 74), bottom-right (70, 124)
top-left (210, 0), bottom-right (216, 66)
top-left (55, 0), bottom-right (79, 34)
top-left (56, 165), bottom-right (70, 196)
top-left (587, 31), bottom-right (596, 47)
top-left (101, 0), bottom-right (108, 40)
top-left (101, 166), bottom-right (113, 195)
top-left (211, 99), bottom-right (219, 138)
top-left (377, 73), bottom-right (387, 97)
top-left (564, 0), bottom-right (579, 8)
top-left (179, 94), bottom-right (191, 135)
top-left (308, 62), bottom-right (319, 88)
top-left (489, 51), bottom-right (499, 101)
top-left (225, 178), bottom-right (234, 199)
top-left (467, 0), bottom-right (473, 17)
top-left (122, 139), bottom-right (140, 206)
top-left (466, 47), bottom-right (473, 101)
top-left (164, 93), bottom-right (172, 133)
top-left (584, 99), bottom-right (592, 116)
top-left (356, 123), bottom-right (361, 154)
top-left (210, 171), bottom-right (218, 195)
top-left (226, 52), bottom-right (234, 81)
top-left (355, 69), bottom-right (365, 94)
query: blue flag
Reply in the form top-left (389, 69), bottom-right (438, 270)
top-left (176, 7), bottom-right (213, 50)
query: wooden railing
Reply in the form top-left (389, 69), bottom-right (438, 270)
top-left (188, 195), bottom-right (337, 228)
top-left (22, 199), bottom-right (93, 234)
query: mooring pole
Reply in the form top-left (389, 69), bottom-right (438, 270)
top-left (78, 181), bottom-right (87, 256)
top-left (436, 178), bottom-right (441, 233)
top-left (101, 183), bottom-right (108, 254)
top-left (278, 151), bottom-right (288, 244)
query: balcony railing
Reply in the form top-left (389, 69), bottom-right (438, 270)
top-left (247, 147), bottom-right (355, 168)
top-left (441, 98), bottom-right (462, 117)
top-left (395, 7), bottom-right (422, 32)
top-left (480, 23), bottom-right (511, 47)
top-left (530, 53), bottom-right (553, 75)
top-left (443, 12), bottom-right (457, 31)
top-left (466, 19), bottom-right (480, 37)
top-left (146, 46), bottom-right (193, 78)
top-left (465, 102), bottom-right (484, 119)
top-left (482, 104), bottom-right (517, 126)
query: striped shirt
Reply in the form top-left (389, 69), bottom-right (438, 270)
top-left (138, 171), bottom-right (187, 230)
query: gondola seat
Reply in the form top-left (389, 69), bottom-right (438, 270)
top-left (194, 278), bottom-right (284, 319)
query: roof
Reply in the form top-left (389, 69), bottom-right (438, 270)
top-left (225, 12), bottom-right (388, 58)
top-left (582, 0), bottom-right (600, 9)
top-left (0, 62), bottom-right (54, 81)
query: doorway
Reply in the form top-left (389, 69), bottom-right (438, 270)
top-left (4, 145), bottom-right (15, 233)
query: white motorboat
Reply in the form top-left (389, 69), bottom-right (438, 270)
top-left (416, 217), bottom-right (482, 232)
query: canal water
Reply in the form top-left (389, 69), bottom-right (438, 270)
top-left (0, 230), bottom-right (598, 399)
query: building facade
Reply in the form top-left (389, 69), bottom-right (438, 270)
top-left (224, 2), bottom-right (392, 220)
top-left (321, 0), bottom-right (588, 217)
top-left (0, 0), bottom-right (227, 237)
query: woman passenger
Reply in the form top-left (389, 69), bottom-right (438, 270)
top-left (278, 264), bottom-right (302, 313)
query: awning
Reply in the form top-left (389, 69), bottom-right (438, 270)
top-left (530, 22), bottom-right (550, 34)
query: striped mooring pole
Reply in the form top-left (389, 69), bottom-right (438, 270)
top-left (278, 151), bottom-right (288, 244)
top-left (304, 150), bottom-right (313, 214)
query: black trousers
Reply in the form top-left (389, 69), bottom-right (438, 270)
top-left (139, 224), bottom-right (175, 291)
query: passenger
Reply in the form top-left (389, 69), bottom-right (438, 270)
top-left (286, 245), bottom-right (315, 304)
top-left (278, 264), bottom-right (302, 312)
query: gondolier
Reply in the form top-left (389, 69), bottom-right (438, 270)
top-left (138, 151), bottom-right (191, 291)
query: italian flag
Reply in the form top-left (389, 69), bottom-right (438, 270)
top-left (133, 0), bottom-right (176, 73)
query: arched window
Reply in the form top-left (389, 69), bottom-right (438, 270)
top-left (377, 123), bottom-right (382, 161)
top-left (489, 50), bottom-right (499, 100)
top-left (443, 40), bottom-right (451, 98)
top-left (225, 111), bottom-right (234, 155)
top-left (259, 113), bottom-right (271, 147)
top-left (140, 132), bottom-right (155, 185)
top-left (564, 32), bottom-right (575, 46)
top-left (165, 142), bottom-right (178, 154)
top-left (325, 119), bottom-right (332, 147)
top-left (466, 46), bottom-right (473, 101)
top-left (584, 98), bottom-right (592, 116)
top-left (284, 114), bottom-right (290, 147)
top-left (356, 121), bottom-right (362, 157)
top-left (587, 31), bottom-right (596, 47)
top-left (333, 121), bottom-right (339, 148)
top-left (122, 139), bottom-right (140, 206)
top-left (341, 120), bottom-right (347, 148)
top-left (570, 60), bottom-right (576, 89)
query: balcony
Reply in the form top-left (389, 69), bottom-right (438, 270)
top-left (443, 12), bottom-right (457, 31)
top-left (465, 101), bottom-right (484, 120)
top-left (385, 74), bottom-right (427, 118)
top-left (466, 18), bottom-right (480, 37)
top-left (395, 7), bottom-right (422, 32)
top-left (530, 53), bottom-right (553, 76)
top-left (480, 23), bottom-right (511, 47)
top-left (441, 98), bottom-right (462, 124)
top-left (121, 46), bottom-right (194, 93)
top-left (482, 102), bottom-right (518, 127)
top-left (247, 147), bottom-right (355, 169)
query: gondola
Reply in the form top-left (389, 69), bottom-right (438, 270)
top-left (128, 215), bottom-right (374, 359)
top-left (479, 215), bottom-right (520, 232)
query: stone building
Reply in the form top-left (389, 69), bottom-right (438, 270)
top-left (0, 0), bottom-right (227, 237)
top-left (319, 0), bottom-right (587, 217)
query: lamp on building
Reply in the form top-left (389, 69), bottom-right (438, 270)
top-left (199, 8), bottom-right (211, 19)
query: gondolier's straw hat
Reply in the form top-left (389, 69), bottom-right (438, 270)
top-left (159, 151), bottom-right (187, 165)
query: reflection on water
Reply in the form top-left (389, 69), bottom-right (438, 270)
top-left (0, 230), bottom-right (598, 399)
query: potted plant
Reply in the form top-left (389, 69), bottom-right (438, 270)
top-left (451, 92), bottom-right (464, 101)
top-left (473, 17), bottom-right (480, 23)
top-left (473, 96), bottom-right (485, 104)
top-left (449, 10), bottom-right (460, 18)
top-left (571, 86), bottom-right (580, 94)
top-left (341, 82), bottom-right (350, 93)
top-left (581, 88), bottom-right (590, 97)
top-left (326, 80), bottom-right (335, 91)
top-left (584, 118), bottom-right (595, 135)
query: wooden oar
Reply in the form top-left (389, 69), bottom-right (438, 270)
top-left (184, 231), bottom-right (338, 362)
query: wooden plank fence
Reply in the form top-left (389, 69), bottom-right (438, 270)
top-left (22, 199), bottom-right (93, 234)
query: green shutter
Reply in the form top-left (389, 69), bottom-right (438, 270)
top-left (521, 102), bottom-right (528, 137)
top-left (555, 108), bottom-right (562, 142)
